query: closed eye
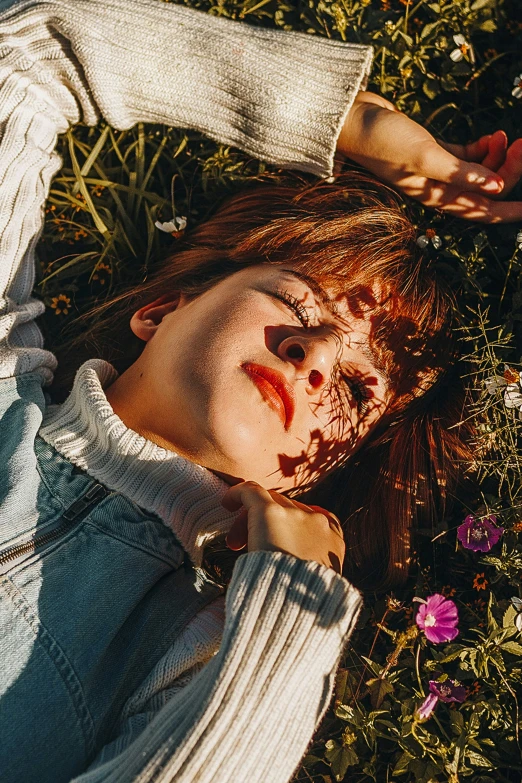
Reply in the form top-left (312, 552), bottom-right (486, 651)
top-left (340, 373), bottom-right (370, 416)
top-left (269, 289), bottom-right (311, 329)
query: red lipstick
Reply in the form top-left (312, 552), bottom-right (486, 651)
top-left (241, 363), bottom-right (296, 430)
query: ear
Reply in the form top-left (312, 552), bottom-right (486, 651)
top-left (130, 293), bottom-right (184, 342)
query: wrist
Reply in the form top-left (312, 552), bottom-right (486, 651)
top-left (336, 91), bottom-right (396, 159)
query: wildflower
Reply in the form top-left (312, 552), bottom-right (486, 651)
top-left (457, 514), bottom-right (504, 553)
top-left (92, 262), bottom-right (112, 286)
top-left (484, 48), bottom-right (498, 59)
top-left (484, 375), bottom-right (507, 395)
top-left (516, 230), bottom-right (522, 250)
top-left (441, 585), bottom-right (456, 598)
top-left (74, 228), bottom-right (88, 241)
top-left (473, 573), bottom-right (488, 591)
top-left (386, 595), bottom-right (404, 612)
top-left (415, 678), bottom-right (466, 721)
top-left (50, 294), bottom-right (71, 316)
top-left (513, 74), bottom-right (522, 100)
top-left (416, 228), bottom-right (442, 250)
top-left (155, 216), bottom-right (187, 236)
top-left (415, 594), bottom-right (459, 643)
top-left (450, 34), bottom-right (471, 63)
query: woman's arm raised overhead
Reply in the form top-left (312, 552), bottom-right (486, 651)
top-left (0, 0), bottom-right (372, 385)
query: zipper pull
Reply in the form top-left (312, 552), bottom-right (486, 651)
top-left (62, 483), bottom-right (109, 522)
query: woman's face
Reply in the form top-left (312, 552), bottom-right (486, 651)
top-left (106, 264), bottom-right (391, 491)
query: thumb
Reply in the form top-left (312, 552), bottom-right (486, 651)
top-left (225, 508), bottom-right (249, 551)
top-left (421, 141), bottom-right (504, 194)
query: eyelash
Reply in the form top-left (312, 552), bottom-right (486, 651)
top-left (272, 289), bottom-right (311, 329)
top-left (340, 373), bottom-right (370, 416)
top-left (271, 288), bottom-right (370, 417)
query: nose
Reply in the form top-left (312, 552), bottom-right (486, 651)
top-left (278, 333), bottom-right (339, 393)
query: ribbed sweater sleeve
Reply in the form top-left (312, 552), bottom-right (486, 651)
top-left (75, 551), bottom-right (362, 783)
top-left (0, 0), bottom-right (373, 385)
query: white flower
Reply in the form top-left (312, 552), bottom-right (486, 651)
top-left (416, 229), bottom-right (442, 250)
top-left (155, 216), bottom-right (187, 234)
top-left (504, 384), bottom-right (522, 409)
top-left (513, 74), bottom-right (522, 100)
top-left (450, 34), bottom-right (471, 63)
top-left (516, 230), bottom-right (522, 250)
top-left (484, 375), bottom-right (507, 395)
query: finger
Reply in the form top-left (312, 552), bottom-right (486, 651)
top-left (307, 505), bottom-right (343, 533)
top-left (481, 131), bottom-right (508, 171)
top-left (225, 509), bottom-right (249, 551)
top-left (438, 134), bottom-right (491, 162)
top-left (439, 130), bottom-right (508, 170)
top-left (221, 480), bottom-right (273, 512)
top-left (431, 190), bottom-right (522, 223)
top-left (491, 138), bottom-right (522, 197)
top-left (418, 140), bottom-right (504, 194)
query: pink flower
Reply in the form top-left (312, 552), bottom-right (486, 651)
top-left (415, 679), bottom-right (466, 722)
top-left (415, 594), bottom-right (459, 644)
top-left (457, 514), bottom-right (504, 552)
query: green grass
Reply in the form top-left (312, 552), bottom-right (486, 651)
top-left (37, 0), bottom-right (522, 780)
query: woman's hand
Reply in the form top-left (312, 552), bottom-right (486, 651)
top-left (337, 91), bottom-right (522, 223)
top-left (222, 481), bottom-right (345, 574)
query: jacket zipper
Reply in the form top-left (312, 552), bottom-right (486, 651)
top-left (0, 482), bottom-right (110, 567)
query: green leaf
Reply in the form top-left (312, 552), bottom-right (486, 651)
top-left (465, 749), bottom-right (493, 768)
top-left (422, 78), bottom-right (440, 100)
top-left (366, 677), bottom-right (394, 709)
top-left (325, 740), bottom-right (358, 781)
top-left (503, 605), bottom-right (518, 628)
top-left (335, 704), bottom-right (364, 727)
top-left (478, 19), bottom-right (497, 32)
top-left (500, 641), bottom-right (522, 655)
top-left (392, 751), bottom-right (413, 776)
top-left (420, 21), bottom-right (439, 40)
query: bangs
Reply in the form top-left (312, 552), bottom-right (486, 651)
top-left (225, 174), bottom-right (456, 413)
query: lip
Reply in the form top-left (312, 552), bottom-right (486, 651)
top-left (241, 363), bottom-right (296, 430)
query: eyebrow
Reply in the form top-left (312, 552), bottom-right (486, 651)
top-left (281, 268), bottom-right (390, 392)
top-left (280, 269), bottom-right (338, 316)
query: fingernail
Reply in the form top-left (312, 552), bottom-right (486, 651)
top-left (482, 178), bottom-right (502, 192)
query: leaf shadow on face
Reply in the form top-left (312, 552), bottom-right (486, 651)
top-left (274, 284), bottom-right (451, 497)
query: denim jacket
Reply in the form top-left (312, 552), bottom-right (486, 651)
top-left (0, 376), bottom-right (223, 781)
top-left (0, 2), bottom-right (368, 780)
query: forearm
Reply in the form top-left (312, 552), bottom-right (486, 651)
top-left (75, 551), bottom-right (362, 783)
top-left (0, 0), bottom-right (372, 382)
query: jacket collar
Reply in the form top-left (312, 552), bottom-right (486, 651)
top-left (39, 359), bottom-right (237, 565)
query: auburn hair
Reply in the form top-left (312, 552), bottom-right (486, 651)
top-left (51, 170), bottom-right (472, 591)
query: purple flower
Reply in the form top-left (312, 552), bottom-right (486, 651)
top-left (457, 514), bottom-right (504, 553)
top-left (415, 679), bottom-right (466, 722)
top-left (415, 594), bottom-right (459, 644)
top-left (429, 679), bottom-right (466, 703)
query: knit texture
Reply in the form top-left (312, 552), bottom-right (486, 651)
top-left (39, 359), bottom-right (238, 565)
top-left (0, 1), bottom-right (370, 779)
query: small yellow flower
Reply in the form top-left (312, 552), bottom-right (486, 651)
top-left (441, 585), bottom-right (456, 598)
top-left (50, 294), bottom-right (71, 316)
top-left (473, 573), bottom-right (488, 591)
top-left (92, 262), bottom-right (112, 286)
top-left (74, 228), bottom-right (88, 241)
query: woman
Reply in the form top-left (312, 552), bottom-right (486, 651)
top-left (1, 1), bottom-right (521, 782)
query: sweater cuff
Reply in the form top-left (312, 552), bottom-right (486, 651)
top-left (227, 549), bottom-right (362, 649)
top-left (46, 0), bottom-right (373, 179)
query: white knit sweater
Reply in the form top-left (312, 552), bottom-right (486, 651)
top-left (0, 1), bottom-right (373, 780)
